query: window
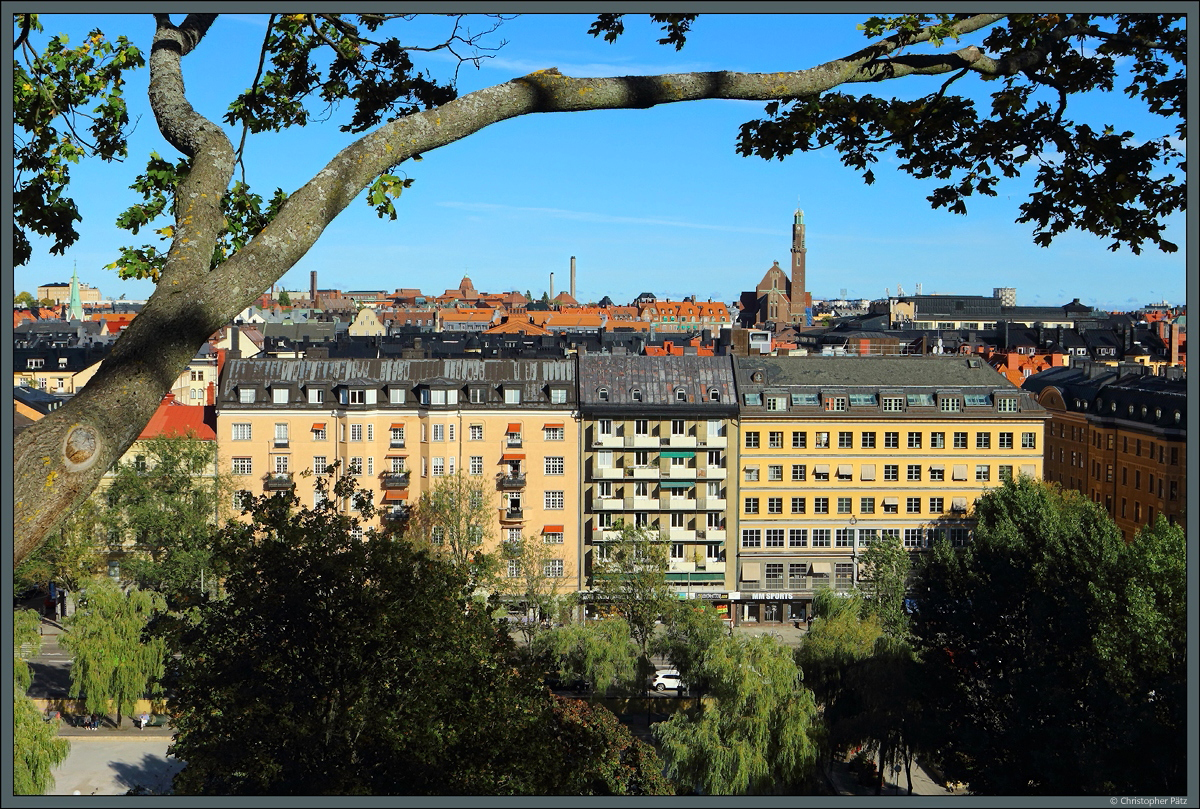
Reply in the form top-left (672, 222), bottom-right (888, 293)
top-left (672, 419), bottom-right (686, 436)
top-left (550, 388), bottom-right (567, 404)
top-left (836, 529), bottom-right (854, 547)
top-left (976, 465), bottom-right (990, 482)
top-left (907, 432), bottom-right (922, 449)
top-left (792, 431), bottom-right (807, 449)
top-left (367, 457), bottom-right (375, 476)
top-left (768, 497), bottom-right (783, 514)
top-left (860, 497), bottom-right (875, 514)
top-left (791, 497), bottom-right (806, 514)
top-left (391, 456), bottom-right (407, 473)
top-left (904, 529), bottom-right (924, 548)
top-left (824, 396), bottom-right (846, 412)
top-left (906, 497), bottom-right (921, 514)
top-left (884, 432), bottom-right (899, 449)
top-left (635, 419), bottom-right (649, 436)
top-left (350, 424), bottom-right (363, 442)
top-left (598, 387), bottom-right (609, 402)
top-left (940, 397), bottom-right (961, 412)
top-left (884, 464), bottom-right (899, 481)
top-left (1022, 432), bottom-right (1037, 449)
top-left (444, 424), bottom-right (452, 442)
top-left (744, 467), bottom-right (760, 482)
top-left (999, 432), bottom-right (1013, 449)
top-left (745, 431), bottom-right (760, 449)
top-left (239, 388), bottom-right (255, 404)
top-left (545, 491), bottom-right (564, 510)
top-left (883, 499), bottom-right (899, 514)
top-left (544, 559), bottom-right (564, 577)
top-left (792, 464), bottom-right (806, 482)
top-left (744, 497), bottom-right (759, 514)
top-left (598, 419), bottom-right (613, 436)
top-left (813, 466), bottom-right (829, 481)
top-left (313, 456), bottom-right (327, 475)
top-left (768, 464), bottom-right (783, 481)
top-left (953, 432), bottom-right (968, 449)
top-left (542, 425), bottom-right (564, 442)
top-left (232, 457), bottom-right (252, 475)
top-left (838, 431), bottom-right (853, 449)
top-left (908, 393), bottom-right (935, 407)
top-left (882, 396), bottom-right (904, 412)
top-left (27, 358), bottom-right (44, 370)
top-left (930, 496), bottom-right (944, 513)
top-left (861, 431), bottom-right (876, 449)
top-left (999, 465), bottom-right (1014, 482)
top-left (349, 389), bottom-right (366, 405)
top-left (274, 423), bottom-right (289, 446)
top-left (929, 432), bottom-right (945, 449)
top-left (997, 397), bottom-right (1018, 413)
top-left (849, 393), bottom-right (877, 407)
top-left (789, 529), bottom-right (807, 547)
top-left (815, 432), bottom-right (830, 448)
top-left (707, 419), bottom-right (724, 437)
top-left (504, 388), bottom-right (521, 404)
top-left (273, 387), bottom-right (289, 404)
top-left (837, 497), bottom-right (852, 514)
top-left (765, 396), bottom-right (786, 411)
top-left (950, 528), bottom-right (970, 547)
top-left (766, 529), bottom-right (785, 547)
top-left (507, 559), bottom-right (520, 578)
top-left (907, 464), bottom-right (921, 481)
top-left (432, 424), bottom-right (444, 442)
top-left (814, 497), bottom-right (829, 514)
top-left (769, 431), bottom-right (784, 448)
top-left (741, 529), bottom-right (761, 548)
top-left (232, 423), bottom-right (252, 441)
top-left (812, 529), bottom-right (831, 547)
top-left (929, 466), bottom-right (945, 481)
top-left (431, 457), bottom-right (444, 476)
top-left (743, 393), bottom-right (762, 406)
top-left (630, 388), bottom-right (643, 402)
top-left (545, 457), bottom-right (564, 475)
top-left (976, 432), bottom-right (991, 449)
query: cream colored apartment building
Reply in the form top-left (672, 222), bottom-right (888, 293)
top-left (216, 358), bottom-right (582, 595)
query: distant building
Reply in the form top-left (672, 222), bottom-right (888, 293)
top-left (737, 209), bottom-right (813, 328)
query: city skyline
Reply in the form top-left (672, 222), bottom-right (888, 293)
top-left (14, 13), bottom-right (1187, 311)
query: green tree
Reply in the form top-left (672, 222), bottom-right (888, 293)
top-left (100, 433), bottom-right (227, 607)
top-left (15, 496), bottom-right (104, 594)
top-left (858, 533), bottom-right (911, 639)
top-left (500, 531), bottom-right (572, 647)
top-left (166, 475), bottom-right (666, 794)
top-left (403, 470), bottom-right (498, 589)
top-left (654, 633), bottom-right (819, 794)
top-left (912, 477), bottom-right (1185, 794)
top-left (14, 13), bottom-right (1185, 563)
top-left (545, 695), bottom-right (674, 795)
top-left (13, 608), bottom-right (71, 795)
top-left (277, 288), bottom-right (291, 306)
top-left (62, 577), bottom-right (167, 728)
top-left (656, 600), bottom-right (725, 694)
top-left (15, 290), bottom-right (36, 306)
top-left (533, 618), bottom-right (641, 696)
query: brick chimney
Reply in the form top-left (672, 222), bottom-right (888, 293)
top-left (1170, 321), bottom-right (1180, 366)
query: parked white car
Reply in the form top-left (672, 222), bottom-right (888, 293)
top-left (649, 668), bottom-right (686, 692)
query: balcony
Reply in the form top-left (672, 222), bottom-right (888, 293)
top-left (389, 439), bottom-right (406, 449)
top-left (698, 497), bottom-right (727, 511)
top-left (273, 438), bottom-right (289, 449)
top-left (623, 496), bottom-right (659, 511)
top-left (263, 472), bottom-right (295, 491)
top-left (593, 496), bottom-right (625, 511)
top-left (496, 473), bottom-right (527, 490)
top-left (662, 497), bottom-right (698, 511)
top-left (666, 528), bottom-right (697, 542)
top-left (499, 507), bottom-right (524, 522)
top-left (625, 435), bottom-right (658, 448)
top-left (703, 529), bottom-right (726, 541)
top-left (700, 466), bottom-right (726, 480)
top-left (505, 437), bottom-right (523, 449)
top-left (627, 466), bottom-right (660, 479)
top-left (702, 435), bottom-right (728, 448)
top-left (664, 465), bottom-right (697, 479)
top-left (662, 434), bottom-right (698, 448)
top-left (593, 432), bottom-right (623, 448)
top-left (380, 471), bottom-right (411, 489)
top-left (592, 465), bottom-right (623, 480)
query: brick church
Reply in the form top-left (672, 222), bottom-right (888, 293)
top-left (737, 209), bottom-right (814, 328)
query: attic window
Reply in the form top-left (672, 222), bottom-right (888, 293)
top-left (631, 389), bottom-right (643, 402)
top-left (709, 388), bottom-right (720, 401)
top-left (675, 389), bottom-right (687, 402)
top-left (239, 388), bottom-right (256, 404)
top-left (598, 387), bottom-right (609, 402)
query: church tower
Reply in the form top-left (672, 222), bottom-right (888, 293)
top-left (790, 209), bottom-right (812, 320)
top-left (67, 261), bottom-right (85, 321)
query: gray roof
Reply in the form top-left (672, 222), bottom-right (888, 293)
top-left (738, 355), bottom-right (1018, 389)
top-left (220, 357), bottom-right (576, 409)
top-left (577, 355), bottom-right (736, 410)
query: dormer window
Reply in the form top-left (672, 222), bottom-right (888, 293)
top-left (349, 390), bottom-right (366, 405)
top-left (550, 387), bottom-right (568, 404)
top-left (598, 387), bottom-right (609, 402)
top-left (709, 388), bottom-right (720, 401)
top-left (273, 387), bottom-right (289, 404)
top-left (390, 387), bottom-right (406, 404)
top-left (675, 389), bottom-right (687, 402)
top-left (631, 388), bottom-right (643, 402)
top-left (239, 387), bottom-right (256, 404)
top-left (504, 387), bottom-right (521, 405)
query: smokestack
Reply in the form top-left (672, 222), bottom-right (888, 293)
top-left (1170, 321), bottom-right (1180, 366)
top-left (570, 256), bottom-right (576, 301)
top-left (311, 271), bottom-right (317, 307)
top-left (550, 272), bottom-right (555, 302)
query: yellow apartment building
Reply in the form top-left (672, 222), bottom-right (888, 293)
top-left (732, 355), bottom-right (1047, 625)
top-left (577, 355), bottom-right (739, 620)
top-left (216, 358), bottom-right (582, 596)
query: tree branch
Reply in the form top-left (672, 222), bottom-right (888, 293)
top-left (15, 12), bottom-right (1020, 564)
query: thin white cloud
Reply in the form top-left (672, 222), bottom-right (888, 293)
top-left (437, 201), bottom-right (777, 234)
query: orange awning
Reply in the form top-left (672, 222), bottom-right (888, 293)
top-left (385, 454), bottom-right (407, 459)
top-left (543, 422), bottom-right (564, 429)
top-left (381, 492), bottom-right (407, 503)
top-left (506, 423), bottom-right (521, 433)
top-left (311, 423), bottom-right (325, 430)
top-left (500, 453), bottom-right (525, 461)
top-left (542, 525), bottom-right (564, 533)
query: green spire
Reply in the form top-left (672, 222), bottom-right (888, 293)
top-left (68, 261), bottom-right (84, 320)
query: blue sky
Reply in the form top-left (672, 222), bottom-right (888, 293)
top-left (13, 13), bottom-right (1187, 310)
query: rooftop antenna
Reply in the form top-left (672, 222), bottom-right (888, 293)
top-left (896, 283), bottom-right (904, 297)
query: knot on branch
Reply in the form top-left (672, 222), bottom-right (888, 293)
top-left (64, 425), bottom-right (99, 470)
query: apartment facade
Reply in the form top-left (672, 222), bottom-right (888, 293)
top-left (216, 358), bottom-right (582, 595)
top-left (733, 355), bottom-right (1047, 625)
top-left (577, 355), bottom-right (739, 619)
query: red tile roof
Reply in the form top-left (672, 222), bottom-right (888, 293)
top-left (137, 395), bottom-right (216, 441)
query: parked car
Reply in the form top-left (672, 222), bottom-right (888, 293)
top-left (649, 668), bottom-right (687, 692)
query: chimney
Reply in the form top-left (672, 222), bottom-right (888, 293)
top-left (311, 271), bottom-right (317, 306)
top-left (570, 256), bottom-right (576, 301)
top-left (549, 272), bottom-right (555, 301)
top-left (1170, 321), bottom-right (1180, 366)
top-left (207, 381), bottom-right (216, 406)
